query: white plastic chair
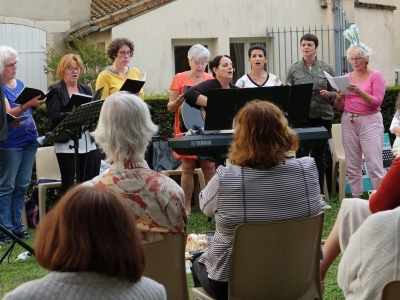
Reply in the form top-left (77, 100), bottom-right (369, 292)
top-left (331, 124), bottom-right (347, 202)
top-left (35, 146), bottom-right (61, 220)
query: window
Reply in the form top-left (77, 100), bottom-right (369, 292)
top-left (229, 39), bottom-right (267, 83)
top-left (172, 39), bottom-right (214, 75)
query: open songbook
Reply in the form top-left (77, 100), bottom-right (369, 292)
top-left (119, 70), bottom-right (147, 94)
top-left (324, 71), bottom-right (351, 94)
top-left (65, 87), bottom-right (104, 110)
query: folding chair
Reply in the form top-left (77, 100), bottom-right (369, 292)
top-left (191, 212), bottom-right (324, 300)
top-left (143, 233), bottom-right (189, 300)
top-left (381, 280), bottom-right (400, 300)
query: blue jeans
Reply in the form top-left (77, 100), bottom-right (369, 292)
top-left (0, 138), bottom-right (39, 234)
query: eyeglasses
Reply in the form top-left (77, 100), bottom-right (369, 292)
top-left (67, 67), bottom-right (81, 72)
top-left (349, 57), bottom-right (363, 62)
top-left (6, 60), bottom-right (19, 68)
top-left (118, 51), bottom-right (132, 56)
top-left (192, 60), bottom-right (207, 66)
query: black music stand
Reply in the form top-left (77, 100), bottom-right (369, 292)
top-left (205, 84), bottom-right (313, 131)
top-left (237, 86), bottom-right (291, 116)
top-left (287, 83), bottom-right (313, 124)
top-left (0, 225), bottom-right (35, 264)
top-left (204, 89), bottom-right (238, 131)
top-left (42, 100), bottom-right (104, 184)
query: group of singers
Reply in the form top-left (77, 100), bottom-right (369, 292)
top-left (0, 31), bottom-right (388, 300)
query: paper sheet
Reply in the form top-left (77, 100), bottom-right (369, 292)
top-left (324, 71), bottom-right (351, 94)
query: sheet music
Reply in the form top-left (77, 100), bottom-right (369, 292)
top-left (324, 71), bottom-right (351, 94)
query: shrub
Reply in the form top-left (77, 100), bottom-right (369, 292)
top-left (43, 37), bottom-right (112, 91)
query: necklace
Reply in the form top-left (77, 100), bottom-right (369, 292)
top-left (353, 69), bottom-right (369, 83)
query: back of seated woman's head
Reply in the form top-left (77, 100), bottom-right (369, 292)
top-left (93, 91), bottom-right (158, 163)
top-left (228, 100), bottom-right (299, 169)
top-left (35, 186), bottom-right (145, 283)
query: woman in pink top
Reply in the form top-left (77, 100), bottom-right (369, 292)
top-left (335, 43), bottom-right (386, 197)
top-left (167, 44), bottom-right (215, 216)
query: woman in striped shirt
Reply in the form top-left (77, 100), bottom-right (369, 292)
top-left (191, 100), bottom-right (322, 300)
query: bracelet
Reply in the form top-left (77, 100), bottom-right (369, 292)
top-left (20, 105), bottom-right (26, 112)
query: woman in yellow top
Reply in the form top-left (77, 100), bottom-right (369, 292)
top-left (96, 38), bottom-right (144, 99)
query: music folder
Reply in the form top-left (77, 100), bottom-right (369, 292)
top-left (6, 113), bottom-right (28, 124)
top-left (65, 87), bottom-right (104, 110)
top-left (120, 71), bottom-right (146, 94)
top-left (13, 87), bottom-right (47, 105)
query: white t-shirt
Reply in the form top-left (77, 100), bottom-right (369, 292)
top-left (54, 130), bottom-right (97, 154)
top-left (235, 73), bottom-right (282, 88)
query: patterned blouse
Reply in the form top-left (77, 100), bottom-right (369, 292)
top-left (84, 159), bottom-right (187, 243)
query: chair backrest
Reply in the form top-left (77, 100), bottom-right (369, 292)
top-left (143, 233), bottom-right (189, 300)
top-left (381, 280), bottom-right (400, 300)
top-left (35, 146), bottom-right (61, 181)
top-left (228, 212), bottom-right (324, 300)
top-left (331, 124), bottom-right (345, 160)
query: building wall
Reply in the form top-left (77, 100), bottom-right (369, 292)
top-left (370, 0), bottom-right (399, 68)
top-left (353, 7), bottom-right (395, 84)
top-left (111, 0), bottom-right (395, 93)
top-left (0, 0), bottom-right (92, 86)
top-left (0, 0), bottom-right (91, 28)
top-left (112, 0), bottom-right (336, 93)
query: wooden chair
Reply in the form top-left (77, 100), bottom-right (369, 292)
top-left (143, 233), bottom-right (189, 300)
top-left (191, 212), bottom-right (324, 300)
top-left (35, 146), bottom-right (62, 220)
top-left (160, 165), bottom-right (205, 209)
top-left (381, 280), bottom-right (400, 300)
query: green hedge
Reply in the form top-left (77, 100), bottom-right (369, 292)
top-left (33, 93), bottom-right (174, 140)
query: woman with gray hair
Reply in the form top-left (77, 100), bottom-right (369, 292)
top-left (167, 44), bottom-right (215, 216)
top-left (0, 45), bottom-right (45, 243)
top-left (84, 91), bottom-right (187, 243)
top-left (335, 25), bottom-right (386, 197)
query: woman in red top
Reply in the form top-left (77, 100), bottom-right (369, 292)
top-left (167, 44), bottom-right (215, 216)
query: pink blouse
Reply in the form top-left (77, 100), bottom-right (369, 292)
top-left (343, 70), bottom-right (386, 114)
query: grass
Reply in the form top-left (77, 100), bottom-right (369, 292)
top-left (0, 194), bottom-right (353, 299)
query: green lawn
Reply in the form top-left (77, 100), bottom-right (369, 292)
top-left (0, 195), bottom-right (348, 299)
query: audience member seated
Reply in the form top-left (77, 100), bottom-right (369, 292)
top-left (84, 91), bottom-right (187, 242)
top-left (320, 157), bottom-right (400, 293)
top-left (191, 100), bottom-right (322, 300)
top-left (337, 206), bottom-right (400, 299)
top-left (3, 186), bottom-right (166, 300)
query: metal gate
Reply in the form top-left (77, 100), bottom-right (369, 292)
top-left (0, 24), bottom-right (47, 91)
top-left (266, 0), bottom-right (351, 82)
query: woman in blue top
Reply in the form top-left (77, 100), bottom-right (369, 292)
top-left (0, 45), bottom-right (45, 243)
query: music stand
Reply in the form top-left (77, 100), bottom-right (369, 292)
top-left (42, 100), bottom-right (104, 183)
top-left (237, 86), bottom-right (291, 116)
top-left (286, 83), bottom-right (313, 124)
top-left (204, 89), bottom-right (238, 131)
top-left (0, 225), bottom-right (35, 264)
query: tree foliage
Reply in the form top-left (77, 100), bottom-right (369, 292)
top-left (43, 37), bottom-right (112, 90)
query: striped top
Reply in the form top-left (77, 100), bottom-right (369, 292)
top-left (199, 157), bottom-right (321, 282)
